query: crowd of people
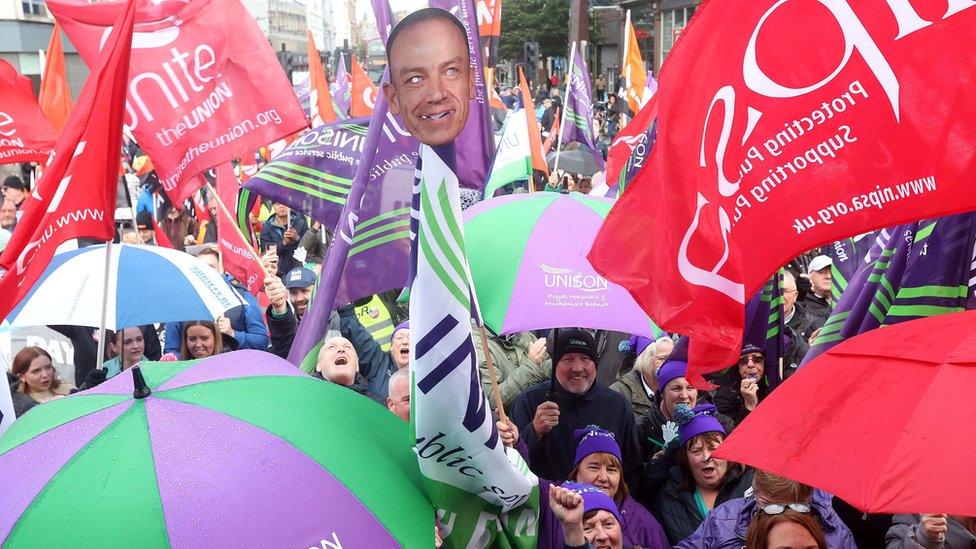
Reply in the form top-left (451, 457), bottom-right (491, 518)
top-left (4, 160), bottom-right (971, 548)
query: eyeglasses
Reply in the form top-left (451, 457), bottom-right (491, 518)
top-left (761, 503), bottom-right (811, 515)
top-left (738, 354), bottom-right (765, 366)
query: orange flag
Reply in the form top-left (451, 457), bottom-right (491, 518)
top-left (39, 22), bottom-right (73, 131)
top-left (306, 30), bottom-right (337, 127)
top-left (350, 56), bottom-right (377, 117)
top-left (621, 12), bottom-right (648, 115)
top-left (518, 66), bottom-right (547, 175)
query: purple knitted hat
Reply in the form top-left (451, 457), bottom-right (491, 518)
top-left (393, 320), bottom-right (409, 336)
top-left (619, 335), bottom-right (653, 357)
top-left (572, 427), bottom-right (622, 470)
top-left (674, 403), bottom-right (726, 447)
top-left (560, 482), bottom-right (622, 523)
top-left (655, 359), bottom-right (688, 391)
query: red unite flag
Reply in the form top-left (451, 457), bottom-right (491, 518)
top-left (589, 0), bottom-right (976, 385)
top-left (0, 59), bottom-right (58, 164)
top-left (215, 162), bottom-right (263, 295)
top-left (48, 0), bottom-right (308, 207)
top-left (0, 0), bottom-right (136, 320)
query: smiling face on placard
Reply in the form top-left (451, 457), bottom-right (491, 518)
top-left (383, 11), bottom-right (474, 147)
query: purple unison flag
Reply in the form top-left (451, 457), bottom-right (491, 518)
top-left (605, 120), bottom-right (656, 199)
top-left (334, 57), bottom-right (351, 117)
top-left (244, 117), bottom-right (414, 238)
top-left (287, 65), bottom-right (419, 367)
top-left (426, 0), bottom-right (493, 190)
top-left (560, 43), bottom-right (604, 169)
top-left (801, 212), bottom-right (976, 366)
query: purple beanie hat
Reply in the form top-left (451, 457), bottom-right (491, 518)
top-left (560, 482), bottom-right (622, 523)
top-left (655, 359), bottom-right (688, 391)
top-left (619, 335), bottom-right (653, 357)
top-left (393, 320), bottom-right (409, 336)
top-left (572, 427), bottom-right (622, 470)
top-left (674, 403), bottom-right (726, 447)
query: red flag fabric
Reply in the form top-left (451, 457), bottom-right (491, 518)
top-left (0, 60), bottom-right (57, 164)
top-left (38, 22), bottom-right (74, 132)
top-left (589, 1), bottom-right (976, 385)
top-left (605, 94), bottom-right (657, 188)
top-left (238, 151), bottom-right (257, 182)
top-left (518, 67), bottom-right (548, 175)
top-left (350, 56), bottom-right (377, 117)
top-left (306, 30), bottom-right (337, 127)
top-left (215, 163), bottom-right (263, 294)
top-left (542, 108), bottom-right (559, 155)
top-left (48, 0), bottom-right (308, 207)
top-left (152, 216), bottom-right (174, 248)
top-left (192, 187), bottom-right (210, 222)
top-left (0, 0), bottom-right (135, 320)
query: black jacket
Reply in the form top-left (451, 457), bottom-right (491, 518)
top-left (802, 292), bottom-right (832, 337)
top-left (311, 371), bottom-right (383, 404)
top-left (650, 463), bottom-right (754, 545)
top-left (259, 213), bottom-right (309, 277)
top-left (511, 380), bottom-right (642, 497)
top-left (713, 369), bottom-right (770, 428)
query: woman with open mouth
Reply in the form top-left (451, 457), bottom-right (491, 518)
top-left (649, 404), bottom-right (753, 544)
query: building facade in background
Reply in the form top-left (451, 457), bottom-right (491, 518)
top-left (0, 0), bottom-right (86, 97)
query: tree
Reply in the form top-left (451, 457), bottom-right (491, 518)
top-left (499, 0), bottom-right (571, 62)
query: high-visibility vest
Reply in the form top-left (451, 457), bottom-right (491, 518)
top-left (355, 294), bottom-right (394, 352)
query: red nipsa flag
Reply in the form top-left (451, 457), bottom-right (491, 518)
top-left (48, 0), bottom-right (308, 207)
top-left (0, 60), bottom-right (58, 164)
top-left (0, 0), bottom-right (136, 320)
top-left (589, 0), bottom-right (976, 385)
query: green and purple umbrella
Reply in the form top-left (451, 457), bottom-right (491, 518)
top-left (0, 350), bottom-right (431, 547)
top-left (463, 193), bottom-right (660, 337)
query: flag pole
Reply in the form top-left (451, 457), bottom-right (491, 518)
top-left (94, 240), bottom-right (113, 370)
top-left (621, 11), bottom-right (632, 127)
top-left (204, 180), bottom-right (274, 279)
top-left (553, 42), bottom-right (575, 179)
top-left (477, 324), bottom-right (508, 423)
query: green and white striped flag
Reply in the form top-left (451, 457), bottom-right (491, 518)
top-left (484, 112), bottom-right (533, 198)
top-left (410, 144), bottom-right (540, 548)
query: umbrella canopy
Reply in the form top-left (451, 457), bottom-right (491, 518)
top-left (0, 350), bottom-right (432, 547)
top-left (463, 193), bottom-right (660, 337)
top-left (714, 310), bottom-right (976, 515)
top-left (547, 148), bottom-right (602, 176)
top-left (5, 244), bottom-right (244, 330)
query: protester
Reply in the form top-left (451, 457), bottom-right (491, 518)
top-left (802, 255), bottom-right (834, 336)
top-left (595, 74), bottom-right (607, 102)
top-left (781, 270), bottom-right (810, 376)
top-left (679, 469), bottom-right (856, 548)
top-left (386, 367), bottom-right (410, 422)
top-left (650, 403), bottom-right (753, 544)
top-left (714, 344), bottom-right (770, 427)
top-left (260, 202), bottom-right (308, 277)
top-left (2, 175), bottom-right (28, 210)
top-left (886, 514), bottom-right (976, 548)
top-left (611, 336), bottom-right (673, 418)
top-left (540, 99), bottom-right (556, 131)
top-left (178, 321), bottom-right (228, 359)
top-left (745, 508), bottom-right (828, 549)
top-left (314, 336), bottom-right (383, 403)
top-left (472, 323), bottom-right (550, 414)
top-left (548, 482), bottom-right (631, 549)
top-left (1, 199), bottom-right (17, 231)
top-left (159, 202), bottom-right (199, 252)
top-left (103, 327), bottom-right (148, 379)
top-left (9, 346), bottom-right (76, 417)
top-left (298, 220), bottom-right (329, 264)
top-left (134, 211), bottom-right (155, 245)
top-left (510, 328), bottom-right (642, 494)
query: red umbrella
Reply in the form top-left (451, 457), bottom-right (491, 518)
top-left (713, 309), bottom-right (976, 515)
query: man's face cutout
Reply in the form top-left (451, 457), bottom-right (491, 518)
top-left (383, 15), bottom-right (475, 147)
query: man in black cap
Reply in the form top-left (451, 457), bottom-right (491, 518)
top-left (2, 175), bottom-right (28, 210)
top-left (135, 211), bottom-right (156, 245)
top-left (511, 328), bottom-right (642, 492)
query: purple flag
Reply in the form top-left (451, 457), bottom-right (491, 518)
top-left (559, 43), bottom-right (604, 169)
top-left (334, 56), bottom-right (351, 117)
top-left (802, 213), bottom-right (976, 366)
top-left (287, 65), bottom-right (419, 368)
top-left (426, 0), bottom-right (493, 190)
top-left (825, 231), bottom-right (882, 301)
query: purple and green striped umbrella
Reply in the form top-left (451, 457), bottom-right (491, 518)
top-left (463, 193), bottom-right (660, 337)
top-left (0, 350), bottom-right (431, 547)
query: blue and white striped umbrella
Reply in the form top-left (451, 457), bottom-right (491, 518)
top-left (5, 244), bottom-right (245, 330)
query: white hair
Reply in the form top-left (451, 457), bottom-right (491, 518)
top-left (388, 367), bottom-right (410, 396)
top-left (635, 336), bottom-right (674, 376)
